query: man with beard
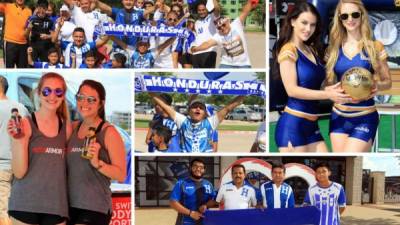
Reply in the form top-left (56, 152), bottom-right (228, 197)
top-left (191, 0), bottom-right (220, 68)
top-left (170, 158), bottom-right (215, 225)
top-left (260, 163), bottom-right (295, 209)
top-left (216, 164), bottom-right (257, 210)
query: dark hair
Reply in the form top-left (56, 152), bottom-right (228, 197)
top-left (113, 53), bottom-right (127, 67)
top-left (190, 158), bottom-right (205, 168)
top-left (159, 93), bottom-right (172, 105)
top-left (77, 80), bottom-right (106, 120)
top-left (314, 162), bottom-right (331, 171)
top-left (85, 50), bottom-right (97, 59)
top-left (154, 125), bottom-right (172, 144)
top-left (273, 2), bottom-right (323, 66)
top-left (0, 75), bottom-right (9, 93)
top-left (231, 164), bottom-right (246, 174)
top-left (37, 0), bottom-right (49, 8)
top-left (272, 162), bottom-right (286, 173)
top-left (73, 27), bottom-right (86, 34)
top-left (47, 2), bottom-right (56, 16)
top-left (47, 47), bottom-right (59, 56)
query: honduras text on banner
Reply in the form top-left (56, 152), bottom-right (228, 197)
top-left (134, 75), bottom-right (266, 99)
top-left (203, 207), bottom-right (321, 225)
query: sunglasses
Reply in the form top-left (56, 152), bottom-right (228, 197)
top-left (41, 87), bottom-right (64, 98)
top-left (339, 12), bottom-right (361, 21)
top-left (168, 18), bottom-right (178, 22)
top-left (75, 94), bottom-right (98, 104)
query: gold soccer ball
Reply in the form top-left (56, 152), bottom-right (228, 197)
top-left (341, 67), bottom-right (373, 101)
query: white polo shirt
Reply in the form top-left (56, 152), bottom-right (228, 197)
top-left (193, 13), bottom-right (217, 54)
top-left (71, 6), bottom-right (108, 42)
top-left (216, 181), bottom-right (257, 210)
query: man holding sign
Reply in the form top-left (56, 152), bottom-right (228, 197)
top-left (170, 158), bottom-right (216, 225)
top-left (216, 164), bottom-right (257, 210)
top-left (149, 93), bottom-right (244, 153)
top-left (304, 162), bottom-right (346, 225)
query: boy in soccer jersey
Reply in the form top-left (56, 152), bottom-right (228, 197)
top-left (151, 125), bottom-right (172, 153)
top-left (149, 93), bottom-right (244, 153)
top-left (170, 158), bottom-right (216, 225)
top-left (59, 27), bottom-right (109, 68)
top-left (260, 163), bottom-right (295, 209)
top-left (304, 162), bottom-right (346, 225)
top-left (216, 164), bottom-right (257, 210)
top-left (27, 47), bottom-right (68, 68)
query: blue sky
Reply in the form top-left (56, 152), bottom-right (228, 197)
top-left (363, 156), bottom-right (400, 176)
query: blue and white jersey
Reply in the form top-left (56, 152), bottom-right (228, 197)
top-left (216, 181), bottom-right (257, 210)
top-left (131, 50), bottom-right (156, 68)
top-left (148, 114), bottom-right (181, 153)
top-left (175, 113), bottom-right (219, 153)
top-left (111, 7), bottom-right (144, 47)
top-left (61, 41), bottom-right (96, 68)
top-left (304, 182), bottom-right (346, 225)
top-left (170, 177), bottom-right (215, 225)
top-left (260, 181), bottom-right (295, 209)
top-left (33, 62), bottom-right (68, 69)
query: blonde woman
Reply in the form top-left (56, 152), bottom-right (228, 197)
top-left (326, 0), bottom-right (391, 152)
top-left (7, 72), bottom-right (71, 225)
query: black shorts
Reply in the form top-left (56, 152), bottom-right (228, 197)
top-left (9, 210), bottom-right (66, 225)
top-left (179, 53), bottom-right (192, 66)
top-left (191, 51), bottom-right (217, 68)
top-left (68, 207), bottom-right (111, 225)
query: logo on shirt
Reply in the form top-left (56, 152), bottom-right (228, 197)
top-left (32, 147), bottom-right (64, 155)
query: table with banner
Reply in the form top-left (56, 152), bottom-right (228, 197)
top-left (110, 183), bottom-right (131, 225)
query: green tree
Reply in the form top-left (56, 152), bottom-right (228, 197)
top-left (251, 0), bottom-right (265, 31)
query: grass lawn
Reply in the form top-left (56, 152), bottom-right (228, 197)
top-left (270, 115), bottom-right (400, 152)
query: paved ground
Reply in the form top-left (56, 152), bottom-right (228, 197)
top-left (135, 114), bottom-right (261, 152)
top-left (135, 204), bottom-right (400, 225)
top-left (135, 128), bottom-right (257, 153)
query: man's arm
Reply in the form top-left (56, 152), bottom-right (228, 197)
top-left (93, 0), bottom-right (113, 16)
top-left (95, 35), bottom-right (110, 48)
top-left (27, 47), bottom-right (34, 66)
top-left (239, 0), bottom-right (257, 24)
top-left (216, 96), bottom-right (245, 123)
top-left (155, 37), bottom-right (176, 56)
top-left (191, 39), bottom-right (218, 53)
top-left (212, 0), bottom-right (220, 16)
top-left (170, 200), bottom-right (203, 220)
top-left (148, 93), bottom-right (177, 120)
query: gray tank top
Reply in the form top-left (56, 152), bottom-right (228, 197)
top-left (9, 114), bottom-right (68, 217)
top-left (67, 121), bottom-right (112, 214)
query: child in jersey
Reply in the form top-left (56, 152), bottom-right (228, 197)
top-left (151, 125), bottom-right (172, 153)
top-left (78, 50), bottom-right (99, 69)
top-left (149, 93), bottom-right (244, 153)
top-left (102, 53), bottom-right (127, 68)
top-left (27, 47), bottom-right (68, 68)
top-left (304, 162), bottom-right (346, 225)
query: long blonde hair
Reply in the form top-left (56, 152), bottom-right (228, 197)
top-left (326, 0), bottom-right (378, 83)
top-left (37, 72), bottom-right (70, 122)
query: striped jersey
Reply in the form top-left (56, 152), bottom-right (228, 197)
top-left (260, 181), bottom-right (295, 209)
top-left (61, 41), bottom-right (96, 68)
top-left (304, 182), bottom-right (346, 225)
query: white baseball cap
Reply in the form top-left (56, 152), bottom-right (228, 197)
top-left (60, 4), bottom-right (70, 12)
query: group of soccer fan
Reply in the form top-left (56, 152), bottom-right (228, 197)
top-left (0, 0), bottom-right (257, 69)
top-left (170, 159), bottom-right (346, 225)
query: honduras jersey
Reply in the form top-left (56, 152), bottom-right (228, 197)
top-left (216, 181), bottom-right (257, 210)
top-left (71, 6), bottom-right (108, 42)
top-left (148, 114), bottom-right (181, 153)
top-left (260, 181), bottom-right (295, 209)
top-left (193, 13), bottom-right (217, 54)
top-left (33, 62), bottom-right (68, 69)
top-left (170, 177), bottom-right (215, 225)
top-left (175, 113), bottom-right (219, 153)
top-left (131, 49), bottom-right (156, 68)
top-left (111, 7), bottom-right (144, 48)
top-left (61, 41), bottom-right (96, 68)
top-left (304, 182), bottom-right (346, 225)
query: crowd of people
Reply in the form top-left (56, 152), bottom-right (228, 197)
top-left (170, 159), bottom-right (346, 225)
top-left (0, 0), bottom-right (259, 69)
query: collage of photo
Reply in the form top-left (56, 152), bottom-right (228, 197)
top-left (0, 0), bottom-right (399, 225)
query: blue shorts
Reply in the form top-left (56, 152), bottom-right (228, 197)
top-left (329, 110), bottom-right (379, 143)
top-left (275, 112), bottom-right (324, 147)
